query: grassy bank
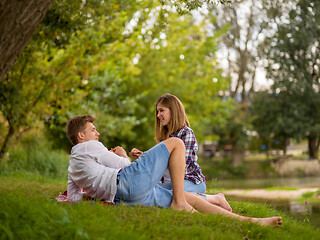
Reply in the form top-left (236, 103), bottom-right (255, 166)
top-left (0, 175), bottom-right (319, 240)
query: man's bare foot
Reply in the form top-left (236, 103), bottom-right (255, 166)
top-left (251, 217), bottom-right (283, 228)
top-left (206, 193), bottom-right (232, 212)
top-left (170, 200), bottom-right (197, 213)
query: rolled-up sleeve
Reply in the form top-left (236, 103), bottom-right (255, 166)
top-left (67, 171), bottom-right (83, 203)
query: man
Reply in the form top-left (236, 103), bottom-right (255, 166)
top-left (66, 114), bottom-right (283, 227)
top-left (66, 114), bottom-right (192, 211)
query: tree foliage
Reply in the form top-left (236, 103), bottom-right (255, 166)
top-left (261, 0), bottom-right (320, 159)
top-left (0, 0), bottom-right (142, 155)
top-left (1, 0), bottom-right (229, 157)
top-left (250, 91), bottom-right (304, 154)
top-left (208, 0), bottom-right (272, 104)
top-left (0, 0), bottom-right (232, 80)
top-left (130, 7), bottom-right (229, 147)
top-left (203, 0), bottom-right (272, 164)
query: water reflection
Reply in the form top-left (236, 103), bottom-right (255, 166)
top-left (216, 177), bottom-right (320, 229)
top-left (271, 200), bottom-right (319, 229)
top-left (228, 196), bottom-right (320, 228)
top-left (214, 176), bottom-right (320, 189)
top-left (289, 201), bottom-right (310, 214)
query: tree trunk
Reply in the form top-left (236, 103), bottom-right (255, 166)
top-left (231, 147), bottom-right (245, 166)
top-left (0, 0), bottom-right (53, 80)
top-left (308, 136), bottom-right (319, 160)
top-left (0, 124), bottom-right (15, 159)
top-left (282, 138), bottom-right (288, 156)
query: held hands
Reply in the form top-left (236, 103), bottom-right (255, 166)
top-left (129, 148), bottom-right (143, 159)
top-left (109, 146), bottom-right (130, 160)
top-left (109, 146), bottom-right (142, 160)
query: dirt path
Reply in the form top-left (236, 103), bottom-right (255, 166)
top-left (220, 188), bottom-right (319, 200)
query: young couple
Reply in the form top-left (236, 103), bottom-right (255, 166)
top-left (66, 94), bottom-right (282, 227)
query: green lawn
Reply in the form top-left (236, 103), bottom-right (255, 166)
top-left (0, 174), bottom-right (319, 240)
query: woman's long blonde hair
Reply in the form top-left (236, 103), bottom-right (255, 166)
top-left (155, 93), bottom-right (190, 143)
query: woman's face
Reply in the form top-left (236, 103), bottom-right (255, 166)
top-left (157, 103), bottom-right (171, 127)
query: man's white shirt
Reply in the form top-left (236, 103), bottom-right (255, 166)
top-left (67, 140), bottom-right (131, 203)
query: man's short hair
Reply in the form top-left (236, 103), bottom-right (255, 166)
top-left (66, 115), bottom-right (95, 145)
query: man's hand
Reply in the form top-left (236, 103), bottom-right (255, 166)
top-left (129, 148), bottom-right (143, 159)
top-left (110, 146), bottom-right (131, 161)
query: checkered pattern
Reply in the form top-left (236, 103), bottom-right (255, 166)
top-left (170, 126), bottom-right (205, 184)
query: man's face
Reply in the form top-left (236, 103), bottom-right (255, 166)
top-left (80, 122), bottom-right (100, 142)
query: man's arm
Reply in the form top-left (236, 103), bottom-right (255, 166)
top-left (67, 174), bottom-right (84, 203)
top-left (86, 141), bottom-right (131, 168)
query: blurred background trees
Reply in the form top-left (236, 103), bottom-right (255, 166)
top-left (261, 0), bottom-right (320, 159)
top-left (207, 0), bottom-right (270, 165)
top-left (1, 0), bottom-right (319, 173)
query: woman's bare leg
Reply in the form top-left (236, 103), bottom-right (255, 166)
top-left (184, 192), bottom-right (283, 227)
top-left (163, 137), bottom-right (194, 212)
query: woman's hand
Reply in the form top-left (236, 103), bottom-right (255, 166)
top-left (129, 148), bottom-right (143, 159)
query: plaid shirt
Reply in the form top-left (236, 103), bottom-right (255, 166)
top-left (170, 126), bottom-right (205, 184)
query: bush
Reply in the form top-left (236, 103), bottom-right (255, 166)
top-left (0, 134), bottom-right (69, 180)
top-left (199, 157), bottom-right (247, 180)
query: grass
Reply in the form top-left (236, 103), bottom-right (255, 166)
top-left (1, 174), bottom-right (319, 240)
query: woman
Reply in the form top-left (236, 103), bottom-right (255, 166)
top-left (130, 93), bottom-right (232, 212)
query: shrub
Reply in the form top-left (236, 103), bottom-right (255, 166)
top-left (0, 133), bottom-right (69, 180)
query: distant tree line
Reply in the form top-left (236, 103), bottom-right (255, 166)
top-left (0, 0), bottom-right (319, 164)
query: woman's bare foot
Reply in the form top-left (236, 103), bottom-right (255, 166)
top-left (170, 200), bottom-right (197, 213)
top-left (251, 217), bottom-right (283, 228)
top-left (206, 193), bottom-right (232, 212)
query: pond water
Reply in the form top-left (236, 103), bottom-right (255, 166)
top-left (213, 176), bottom-right (320, 189)
top-left (213, 177), bottom-right (320, 229)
